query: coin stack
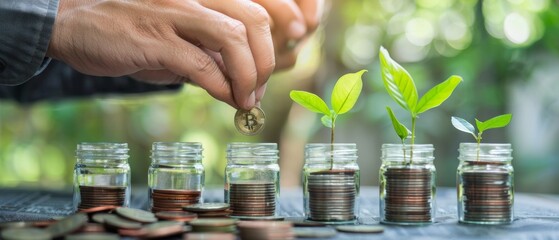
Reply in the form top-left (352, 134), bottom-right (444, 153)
top-left (237, 221), bottom-right (294, 240)
top-left (151, 189), bottom-right (201, 213)
top-left (229, 182), bottom-right (276, 217)
top-left (77, 186), bottom-right (126, 211)
top-left (383, 168), bottom-right (433, 223)
top-left (307, 170), bottom-right (357, 221)
top-left (461, 172), bottom-right (512, 223)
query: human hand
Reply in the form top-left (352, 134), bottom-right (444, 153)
top-left (253, 0), bottom-right (324, 70)
top-left (47, 0), bottom-right (275, 110)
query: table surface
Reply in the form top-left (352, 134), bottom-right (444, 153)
top-left (1, 186), bottom-right (559, 239)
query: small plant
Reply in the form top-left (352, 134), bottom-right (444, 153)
top-left (451, 114), bottom-right (512, 160)
top-left (290, 70), bottom-right (366, 169)
top-left (379, 46), bottom-right (462, 163)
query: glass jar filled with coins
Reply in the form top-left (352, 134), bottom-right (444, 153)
top-left (457, 143), bottom-right (514, 225)
top-left (148, 142), bottom-right (205, 213)
top-left (225, 142), bottom-right (280, 218)
top-left (379, 144), bottom-right (436, 225)
top-left (303, 143), bottom-right (360, 223)
top-left (73, 142), bottom-right (131, 211)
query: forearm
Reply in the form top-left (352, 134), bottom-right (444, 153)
top-left (0, 0), bottom-right (59, 85)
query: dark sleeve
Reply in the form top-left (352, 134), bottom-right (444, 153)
top-left (0, 0), bottom-right (58, 85)
top-left (0, 60), bottom-right (182, 104)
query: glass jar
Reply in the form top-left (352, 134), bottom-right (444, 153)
top-left (148, 142), bottom-right (205, 213)
top-left (303, 143), bottom-right (360, 224)
top-left (379, 144), bottom-right (436, 225)
top-left (457, 143), bottom-right (514, 225)
top-left (225, 143), bottom-right (280, 218)
top-left (73, 142), bottom-right (131, 211)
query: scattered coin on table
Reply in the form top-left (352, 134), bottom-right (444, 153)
top-left (115, 207), bottom-right (158, 223)
top-left (234, 107), bottom-right (266, 135)
top-left (293, 227), bottom-right (338, 238)
top-left (335, 225), bottom-right (385, 233)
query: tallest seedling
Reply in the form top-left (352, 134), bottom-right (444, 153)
top-left (380, 46), bottom-right (462, 162)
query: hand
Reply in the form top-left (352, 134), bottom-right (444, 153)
top-left (47, 0), bottom-right (275, 110)
top-left (253, 0), bottom-right (323, 70)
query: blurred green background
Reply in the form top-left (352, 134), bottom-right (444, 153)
top-left (1, 0), bottom-right (558, 194)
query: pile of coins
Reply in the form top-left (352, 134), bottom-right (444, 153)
top-left (383, 168), bottom-right (433, 223)
top-left (460, 171), bottom-right (512, 223)
top-left (307, 170), bottom-right (357, 221)
top-left (183, 203), bottom-right (232, 218)
top-left (229, 182), bottom-right (276, 217)
top-left (77, 185), bottom-right (126, 211)
top-left (0, 208), bottom-right (190, 240)
top-left (151, 189), bottom-right (201, 213)
top-left (237, 221), bottom-right (294, 239)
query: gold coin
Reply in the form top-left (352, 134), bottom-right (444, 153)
top-left (234, 107), bottom-right (265, 136)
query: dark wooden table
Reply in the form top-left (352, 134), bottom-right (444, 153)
top-left (1, 186), bottom-right (558, 239)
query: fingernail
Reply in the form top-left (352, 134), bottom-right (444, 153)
top-left (255, 84), bottom-right (267, 102)
top-left (244, 91), bottom-right (256, 110)
top-left (288, 21), bottom-right (306, 39)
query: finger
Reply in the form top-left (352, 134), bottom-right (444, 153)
top-left (200, 0), bottom-right (275, 109)
top-left (157, 36), bottom-right (238, 109)
top-left (255, 82), bottom-right (267, 103)
top-left (295, 0), bottom-right (324, 32)
top-left (172, 3), bottom-right (257, 109)
top-left (252, 0), bottom-right (307, 40)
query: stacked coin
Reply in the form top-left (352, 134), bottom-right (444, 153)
top-left (383, 168), bottom-right (433, 223)
top-left (78, 185), bottom-right (126, 211)
top-left (307, 170), bottom-right (357, 221)
top-left (183, 203), bottom-right (232, 218)
top-left (190, 219), bottom-right (237, 233)
top-left (151, 189), bottom-right (201, 213)
top-left (229, 182), bottom-right (276, 217)
top-left (461, 171), bottom-right (512, 223)
top-left (237, 221), bottom-right (294, 240)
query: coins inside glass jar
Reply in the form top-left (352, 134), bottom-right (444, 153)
top-left (234, 107), bottom-right (266, 136)
top-left (383, 168), bottom-right (433, 223)
top-left (461, 172), bottom-right (512, 223)
top-left (229, 182), bottom-right (276, 217)
top-left (150, 189), bottom-right (201, 213)
top-left (78, 186), bottom-right (126, 211)
top-left (307, 170), bottom-right (357, 221)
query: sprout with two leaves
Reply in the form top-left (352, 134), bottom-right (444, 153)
top-left (289, 70), bottom-right (366, 169)
top-left (451, 114), bottom-right (512, 160)
top-left (379, 46), bottom-right (462, 164)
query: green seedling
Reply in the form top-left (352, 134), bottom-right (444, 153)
top-left (290, 70), bottom-right (366, 169)
top-left (379, 46), bottom-right (462, 164)
top-left (451, 114), bottom-right (512, 160)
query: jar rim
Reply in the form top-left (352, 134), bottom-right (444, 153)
top-left (382, 143), bottom-right (434, 149)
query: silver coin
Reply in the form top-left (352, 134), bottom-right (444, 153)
top-left (293, 227), bottom-right (337, 238)
top-left (234, 107), bottom-right (265, 136)
top-left (183, 203), bottom-right (230, 212)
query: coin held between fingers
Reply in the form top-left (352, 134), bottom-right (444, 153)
top-left (234, 107), bottom-right (266, 136)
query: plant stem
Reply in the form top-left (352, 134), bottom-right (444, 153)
top-left (410, 116), bottom-right (417, 165)
top-left (476, 135), bottom-right (481, 161)
top-left (330, 117), bottom-right (334, 170)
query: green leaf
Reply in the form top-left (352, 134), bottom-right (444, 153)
top-left (386, 107), bottom-right (409, 141)
top-left (379, 46), bottom-right (418, 113)
top-left (476, 114), bottom-right (512, 133)
top-left (332, 70), bottom-right (366, 115)
top-left (415, 75), bottom-right (463, 114)
top-left (451, 116), bottom-right (476, 138)
top-left (290, 90), bottom-right (331, 116)
top-left (321, 115), bottom-right (333, 128)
